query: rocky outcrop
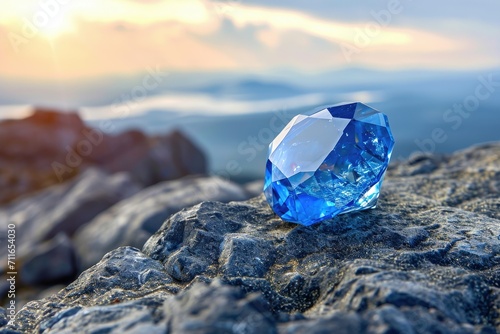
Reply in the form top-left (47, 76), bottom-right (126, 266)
top-left (5, 248), bottom-right (276, 334)
top-left (0, 174), bottom-right (254, 310)
top-left (18, 234), bottom-right (77, 286)
top-left (73, 176), bottom-right (253, 270)
top-left (3, 143), bottom-right (500, 333)
top-left (0, 108), bottom-right (207, 204)
top-left (0, 168), bottom-right (140, 260)
top-left (0, 168), bottom-right (141, 308)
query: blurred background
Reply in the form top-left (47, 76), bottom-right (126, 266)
top-left (1, 0), bottom-right (499, 181)
top-left (1, 0), bottom-right (500, 310)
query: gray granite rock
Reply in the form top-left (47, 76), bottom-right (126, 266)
top-left (39, 296), bottom-right (168, 334)
top-left (19, 233), bottom-right (77, 286)
top-left (3, 143), bottom-right (500, 333)
top-left (6, 247), bottom-right (176, 332)
top-left (18, 279), bottom-right (276, 334)
top-left (163, 280), bottom-right (276, 334)
top-left (74, 176), bottom-right (251, 270)
top-left (0, 307), bottom-right (7, 327)
top-left (0, 169), bottom-right (141, 291)
top-left (0, 168), bottom-right (140, 250)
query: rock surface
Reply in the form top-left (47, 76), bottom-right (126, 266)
top-left (0, 168), bottom-right (141, 309)
top-left (0, 109), bottom-right (207, 204)
top-left (0, 168), bottom-right (140, 265)
top-left (0, 175), bottom-right (253, 309)
top-left (0, 307), bottom-right (7, 327)
top-left (74, 176), bottom-right (253, 270)
top-left (3, 143), bottom-right (500, 333)
top-left (19, 234), bottom-right (78, 286)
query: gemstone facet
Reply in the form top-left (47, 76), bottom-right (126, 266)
top-left (264, 102), bottom-right (395, 226)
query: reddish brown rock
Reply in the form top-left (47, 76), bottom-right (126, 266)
top-left (0, 108), bottom-right (207, 203)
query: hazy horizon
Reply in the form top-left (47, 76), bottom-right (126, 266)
top-left (1, 0), bottom-right (498, 179)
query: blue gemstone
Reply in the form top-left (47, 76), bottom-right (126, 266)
top-left (264, 102), bottom-right (395, 226)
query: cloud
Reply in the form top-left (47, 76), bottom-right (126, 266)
top-left (0, 0), bottom-right (497, 81)
top-left (0, 19), bottom-right (240, 80)
top-left (1, 0), bottom-right (209, 24)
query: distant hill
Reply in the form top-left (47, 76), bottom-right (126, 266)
top-left (177, 79), bottom-right (305, 100)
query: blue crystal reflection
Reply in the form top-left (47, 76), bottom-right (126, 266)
top-left (264, 102), bottom-right (395, 226)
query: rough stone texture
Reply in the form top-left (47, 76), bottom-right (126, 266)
top-left (4, 245), bottom-right (277, 334)
top-left (74, 176), bottom-right (252, 270)
top-left (7, 247), bottom-right (176, 333)
top-left (3, 143), bottom-right (500, 333)
top-left (0, 109), bottom-right (207, 204)
top-left (162, 280), bottom-right (277, 334)
top-left (0, 169), bottom-right (141, 279)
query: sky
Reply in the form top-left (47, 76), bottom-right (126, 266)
top-left (1, 0), bottom-right (499, 82)
top-left (0, 0), bottom-right (498, 175)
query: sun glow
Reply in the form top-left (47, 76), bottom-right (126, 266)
top-left (0, 0), bottom-right (491, 81)
top-left (39, 14), bottom-right (75, 39)
top-left (2, 0), bottom-right (77, 40)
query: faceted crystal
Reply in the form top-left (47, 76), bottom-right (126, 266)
top-left (264, 102), bottom-right (395, 226)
